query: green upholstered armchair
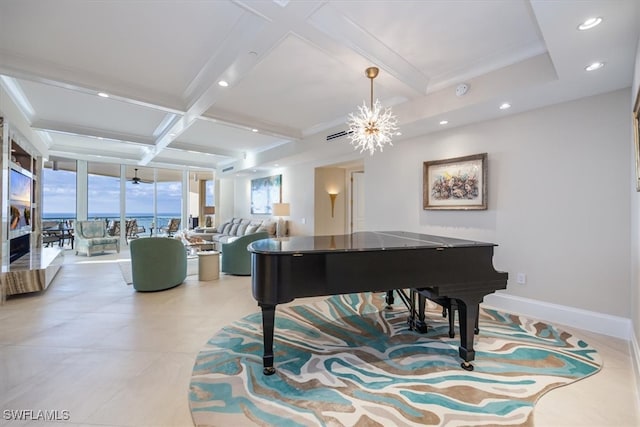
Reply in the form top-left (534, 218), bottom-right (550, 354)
top-left (220, 231), bottom-right (269, 276)
top-left (75, 220), bottom-right (120, 256)
top-left (130, 237), bottom-right (187, 291)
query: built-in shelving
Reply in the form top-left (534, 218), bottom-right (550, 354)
top-left (1, 118), bottom-right (59, 300)
top-left (1, 247), bottom-right (64, 295)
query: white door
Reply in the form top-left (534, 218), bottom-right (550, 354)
top-left (351, 171), bottom-right (365, 232)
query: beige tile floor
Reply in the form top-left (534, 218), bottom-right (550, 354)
top-left (0, 248), bottom-right (639, 426)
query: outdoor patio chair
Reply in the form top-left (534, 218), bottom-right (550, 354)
top-left (75, 220), bottom-right (120, 256)
top-left (160, 218), bottom-right (180, 236)
top-left (125, 219), bottom-right (146, 242)
top-left (107, 220), bottom-right (120, 237)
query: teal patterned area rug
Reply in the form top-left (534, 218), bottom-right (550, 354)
top-left (189, 293), bottom-right (601, 426)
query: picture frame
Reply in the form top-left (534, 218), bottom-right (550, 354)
top-left (251, 174), bottom-right (282, 214)
top-left (633, 87), bottom-right (640, 191)
top-left (423, 153), bottom-right (487, 210)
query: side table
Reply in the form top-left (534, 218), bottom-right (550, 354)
top-left (197, 251), bottom-right (220, 281)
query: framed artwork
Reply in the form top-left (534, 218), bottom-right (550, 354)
top-left (251, 174), bottom-right (282, 214)
top-left (634, 87), bottom-right (640, 191)
top-left (423, 153), bottom-right (487, 210)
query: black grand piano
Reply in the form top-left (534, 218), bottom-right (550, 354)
top-left (249, 231), bottom-right (508, 375)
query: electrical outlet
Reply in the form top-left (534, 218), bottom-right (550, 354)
top-left (516, 273), bottom-right (526, 285)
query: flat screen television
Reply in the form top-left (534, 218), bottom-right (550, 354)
top-left (9, 168), bottom-right (32, 234)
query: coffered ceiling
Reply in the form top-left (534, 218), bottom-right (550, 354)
top-left (0, 0), bottom-right (638, 176)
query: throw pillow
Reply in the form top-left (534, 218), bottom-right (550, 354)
top-left (245, 224), bottom-right (259, 235)
top-left (229, 223), bottom-right (240, 235)
top-left (258, 221), bottom-right (277, 236)
top-left (237, 223), bottom-right (249, 235)
top-left (220, 222), bottom-right (232, 235)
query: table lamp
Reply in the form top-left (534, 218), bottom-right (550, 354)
top-left (272, 203), bottom-right (290, 237)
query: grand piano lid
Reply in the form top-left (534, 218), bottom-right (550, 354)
top-left (248, 231), bottom-right (497, 254)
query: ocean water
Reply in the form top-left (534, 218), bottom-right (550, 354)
top-left (43, 213), bottom-right (182, 236)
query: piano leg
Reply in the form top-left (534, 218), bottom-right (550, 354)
top-left (385, 290), bottom-right (394, 309)
top-left (259, 303), bottom-right (277, 375)
top-left (446, 299), bottom-right (456, 339)
top-left (454, 297), bottom-right (481, 371)
top-left (416, 293), bottom-right (428, 333)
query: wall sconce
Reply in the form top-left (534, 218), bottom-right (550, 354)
top-left (328, 193), bottom-right (338, 218)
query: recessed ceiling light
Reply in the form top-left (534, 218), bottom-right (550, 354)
top-left (578, 17), bottom-right (603, 31)
top-left (97, 92), bottom-right (109, 98)
top-left (585, 61), bottom-right (605, 71)
top-left (252, 128), bottom-right (258, 133)
top-left (499, 103), bottom-right (511, 110)
top-left (218, 80), bottom-right (229, 87)
top-left (439, 120), bottom-right (449, 125)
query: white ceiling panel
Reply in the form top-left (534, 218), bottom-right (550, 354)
top-left (331, 0), bottom-right (544, 80)
top-left (0, 0), bottom-right (637, 173)
top-left (207, 34), bottom-right (403, 133)
top-left (0, 0), bottom-right (246, 101)
top-left (177, 119), bottom-right (289, 153)
top-left (17, 78), bottom-right (167, 139)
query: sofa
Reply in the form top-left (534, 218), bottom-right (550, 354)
top-left (130, 237), bottom-right (186, 291)
top-left (187, 217), bottom-right (286, 250)
top-left (75, 220), bottom-right (120, 256)
top-left (220, 231), bottom-right (270, 275)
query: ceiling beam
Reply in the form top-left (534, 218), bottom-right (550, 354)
top-left (168, 141), bottom-right (243, 159)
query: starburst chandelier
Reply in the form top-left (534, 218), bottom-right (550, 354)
top-left (346, 66), bottom-right (398, 155)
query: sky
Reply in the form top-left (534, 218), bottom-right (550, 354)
top-left (42, 169), bottom-right (183, 216)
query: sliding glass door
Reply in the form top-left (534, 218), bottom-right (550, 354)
top-left (88, 162), bottom-right (120, 233)
top-left (155, 168), bottom-right (182, 234)
top-left (42, 159), bottom-right (77, 226)
top-left (125, 166), bottom-right (154, 237)
top-left (40, 159), bottom-right (211, 242)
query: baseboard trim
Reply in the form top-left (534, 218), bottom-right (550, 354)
top-left (631, 330), bottom-right (640, 402)
top-left (482, 292), bottom-right (632, 340)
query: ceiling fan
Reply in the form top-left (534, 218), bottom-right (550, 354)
top-left (130, 168), bottom-right (152, 184)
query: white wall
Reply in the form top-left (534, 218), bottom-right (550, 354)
top-left (365, 90), bottom-right (631, 318)
top-left (630, 30), bottom-right (640, 386)
top-left (314, 167), bottom-right (346, 235)
top-left (218, 178), bottom-right (236, 226)
top-left (226, 90), bottom-right (630, 321)
top-left (231, 157), bottom-right (358, 236)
